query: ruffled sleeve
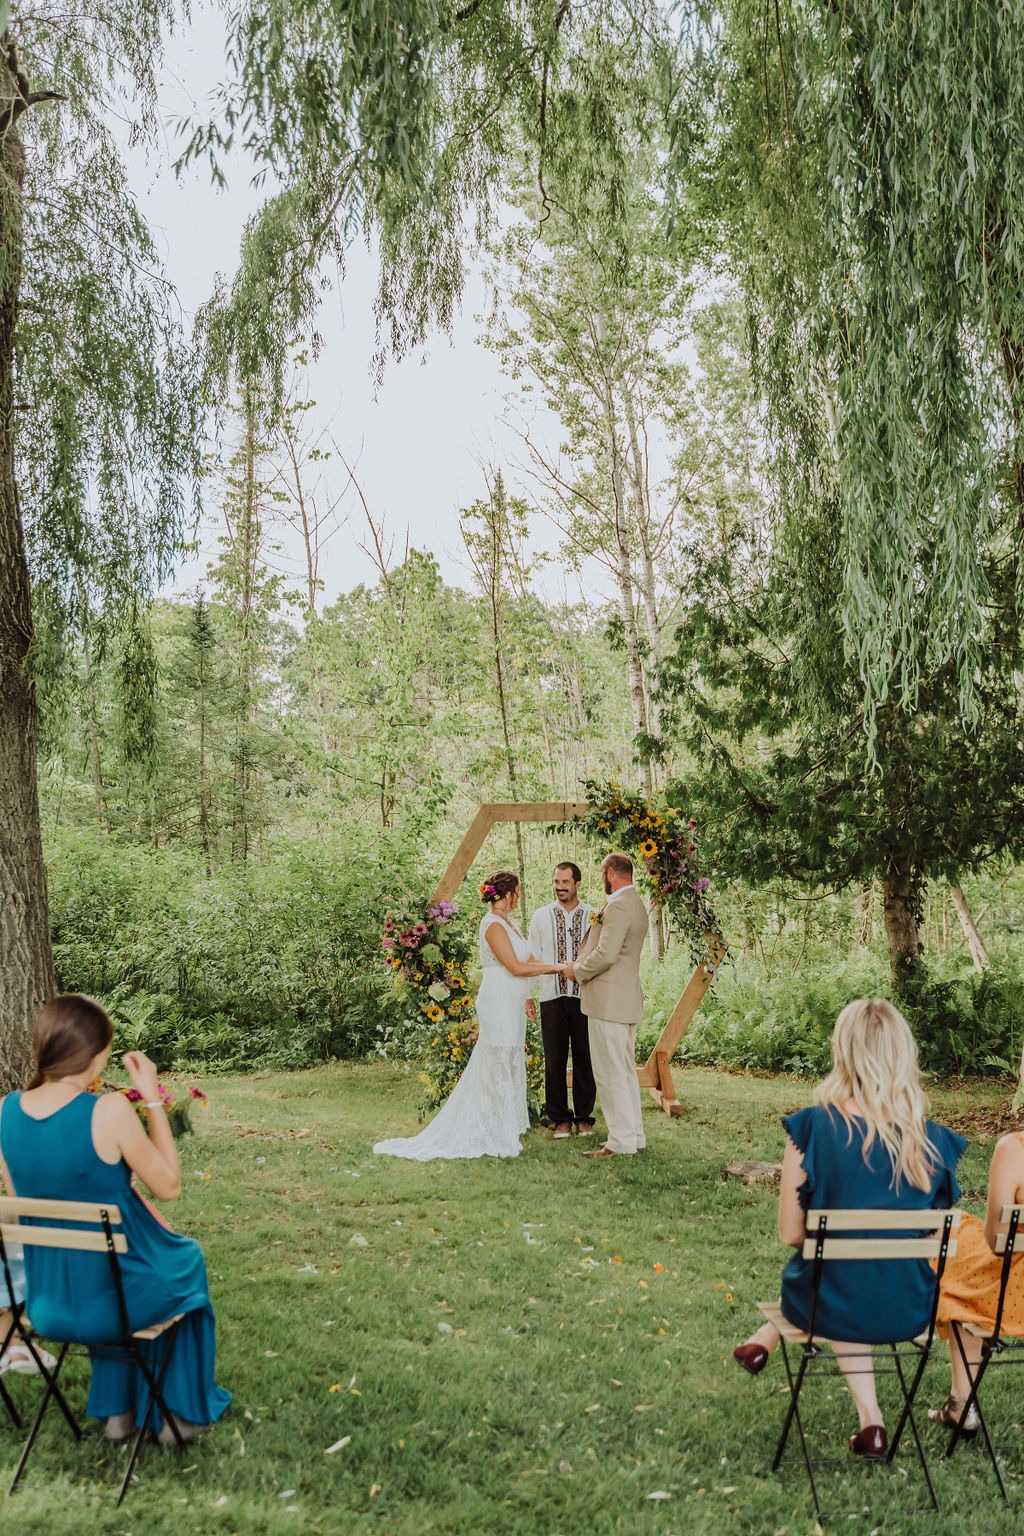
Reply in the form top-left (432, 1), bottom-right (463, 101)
top-left (927, 1119), bottom-right (968, 1206)
top-left (781, 1104), bottom-right (818, 1211)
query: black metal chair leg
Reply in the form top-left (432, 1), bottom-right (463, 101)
top-left (0, 1370), bottom-right (22, 1429)
top-left (115, 1326), bottom-right (184, 1504)
top-left (9, 1341), bottom-right (73, 1493)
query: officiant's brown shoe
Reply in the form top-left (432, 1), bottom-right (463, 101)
top-left (583, 1144), bottom-right (616, 1158)
top-left (552, 1123), bottom-right (572, 1139)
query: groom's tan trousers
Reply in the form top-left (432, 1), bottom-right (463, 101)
top-left (587, 1017), bottom-right (645, 1154)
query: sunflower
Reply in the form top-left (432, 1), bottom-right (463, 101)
top-left (641, 839), bottom-right (658, 857)
top-left (425, 1004), bottom-right (445, 1023)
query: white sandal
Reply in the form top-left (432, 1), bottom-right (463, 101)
top-left (0, 1340), bottom-right (57, 1375)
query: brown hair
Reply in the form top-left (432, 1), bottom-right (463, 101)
top-left (480, 870), bottom-right (519, 905)
top-left (28, 994), bottom-right (114, 1090)
top-left (554, 861), bottom-right (582, 883)
top-left (603, 852), bottom-right (633, 879)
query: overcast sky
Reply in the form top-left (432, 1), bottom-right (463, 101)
top-left (129, 5), bottom-right (570, 609)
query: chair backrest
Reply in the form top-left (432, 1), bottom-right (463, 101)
top-left (0, 1196), bottom-right (127, 1255)
top-left (990, 1204), bottom-right (1024, 1257)
top-left (802, 1207), bottom-right (961, 1262)
top-left (974, 1204), bottom-right (1024, 1340)
top-left (0, 1196), bottom-right (133, 1346)
top-left (801, 1208), bottom-right (960, 1344)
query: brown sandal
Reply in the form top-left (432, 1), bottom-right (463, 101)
top-left (928, 1394), bottom-right (980, 1436)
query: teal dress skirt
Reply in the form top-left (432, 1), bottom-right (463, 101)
top-left (779, 1104), bottom-right (966, 1344)
top-left (0, 1091), bottom-right (230, 1431)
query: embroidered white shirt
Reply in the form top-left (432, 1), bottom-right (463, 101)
top-left (528, 900), bottom-right (594, 1004)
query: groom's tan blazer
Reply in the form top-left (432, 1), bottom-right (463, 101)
top-left (573, 884), bottom-right (648, 1025)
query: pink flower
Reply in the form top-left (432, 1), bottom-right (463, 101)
top-left (123, 1088), bottom-right (143, 1103)
top-left (189, 1086), bottom-right (208, 1105)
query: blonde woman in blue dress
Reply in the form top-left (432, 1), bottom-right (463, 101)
top-left (374, 871), bottom-right (567, 1160)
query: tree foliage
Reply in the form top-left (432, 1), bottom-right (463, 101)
top-left (187, 0), bottom-right (684, 395)
top-left (710, 0), bottom-right (1024, 730)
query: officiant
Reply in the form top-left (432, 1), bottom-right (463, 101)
top-left (527, 862), bottom-right (597, 1139)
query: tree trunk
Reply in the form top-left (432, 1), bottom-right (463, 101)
top-left (882, 876), bottom-right (922, 997)
top-left (948, 882), bottom-right (990, 973)
top-left (0, 102), bottom-right (54, 1090)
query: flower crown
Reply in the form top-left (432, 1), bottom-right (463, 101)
top-left (479, 881), bottom-right (499, 903)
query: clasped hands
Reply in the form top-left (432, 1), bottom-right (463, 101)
top-left (526, 961), bottom-right (576, 1020)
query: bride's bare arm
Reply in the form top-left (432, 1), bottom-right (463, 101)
top-left (485, 923), bottom-right (562, 978)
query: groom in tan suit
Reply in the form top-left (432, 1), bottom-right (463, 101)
top-left (565, 852), bottom-right (648, 1157)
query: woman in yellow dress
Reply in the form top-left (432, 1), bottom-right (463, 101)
top-left (931, 1125), bottom-right (1024, 1432)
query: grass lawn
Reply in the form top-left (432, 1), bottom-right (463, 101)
top-left (2, 1062), bottom-right (1023, 1535)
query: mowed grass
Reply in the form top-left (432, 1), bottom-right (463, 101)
top-left (1, 1062), bottom-right (1022, 1535)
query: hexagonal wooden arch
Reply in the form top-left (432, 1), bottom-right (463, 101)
top-left (431, 801), bottom-right (729, 1117)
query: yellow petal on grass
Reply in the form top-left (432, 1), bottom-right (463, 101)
top-left (328, 1383), bottom-right (341, 1393)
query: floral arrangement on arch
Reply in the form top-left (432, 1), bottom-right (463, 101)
top-left (574, 781), bottom-right (723, 960)
top-left (381, 895), bottom-right (546, 1119)
top-left (380, 898), bottom-right (475, 1030)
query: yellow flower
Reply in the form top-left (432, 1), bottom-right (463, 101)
top-left (425, 1005), bottom-right (444, 1023)
top-left (641, 839), bottom-right (658, 857)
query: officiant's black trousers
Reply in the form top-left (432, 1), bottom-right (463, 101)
top-left (540, 996), bottom-right (596, 1127)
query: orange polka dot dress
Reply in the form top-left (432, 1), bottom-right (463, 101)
top-left (937, 1135), bottom-right (1024, 1340)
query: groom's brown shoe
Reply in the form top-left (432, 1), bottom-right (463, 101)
top-left (552, 1123), bottom-right (572, 1139)
top-left (583, 1144), bottom-right (616, 1158)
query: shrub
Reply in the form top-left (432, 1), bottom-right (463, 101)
top-left (46, 826), bottom-right (411, 1072)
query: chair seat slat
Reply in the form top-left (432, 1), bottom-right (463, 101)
top-left (133, 1313), bottom-right (185, 1341)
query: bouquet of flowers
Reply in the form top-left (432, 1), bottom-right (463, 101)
top-left (90, 1079), bottom-right (208, 1139)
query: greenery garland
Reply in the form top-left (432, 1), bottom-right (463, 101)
top-left (574, 781), bottom-right (723, 961)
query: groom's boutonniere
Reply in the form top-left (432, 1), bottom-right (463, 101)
top-left (590, 909), bottom-right (605, 926)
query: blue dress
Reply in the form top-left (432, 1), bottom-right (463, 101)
top-left (779, 1105), bottom-right (966, 1344)
top-left (0, 1091), bottom-right (230, 1431)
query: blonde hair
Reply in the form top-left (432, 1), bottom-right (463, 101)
top-left (815, 998), bottom-right (935, 1192)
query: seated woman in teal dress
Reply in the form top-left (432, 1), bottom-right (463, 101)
top-left (0, 994), bottom-right (230, 1444)
top-left (732, 998), bottom-right (965, 1458)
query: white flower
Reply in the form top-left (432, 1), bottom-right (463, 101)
top-left (427, 981), bottom-right (451, 1002)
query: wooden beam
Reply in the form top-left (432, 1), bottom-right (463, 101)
top-left (431, 802), bottom-right (588, 904)
top-left (637, 936), bottom-right (728, 1109)
top-left (431, 806), bottom-right (497, 904)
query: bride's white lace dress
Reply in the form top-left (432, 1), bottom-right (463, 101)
top-left (373, 912), bottom-right (531, 1160)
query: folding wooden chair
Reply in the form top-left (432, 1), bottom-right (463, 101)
top-left (0, 1196), bottom-right (186, 1505)
top-left (941, 1202), bottom-right (1024, 1502)
top-left (757, 1206), bottom-right (960, 1522)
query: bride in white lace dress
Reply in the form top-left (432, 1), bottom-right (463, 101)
top-left (373, 872), bottom-right (567, 1160)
